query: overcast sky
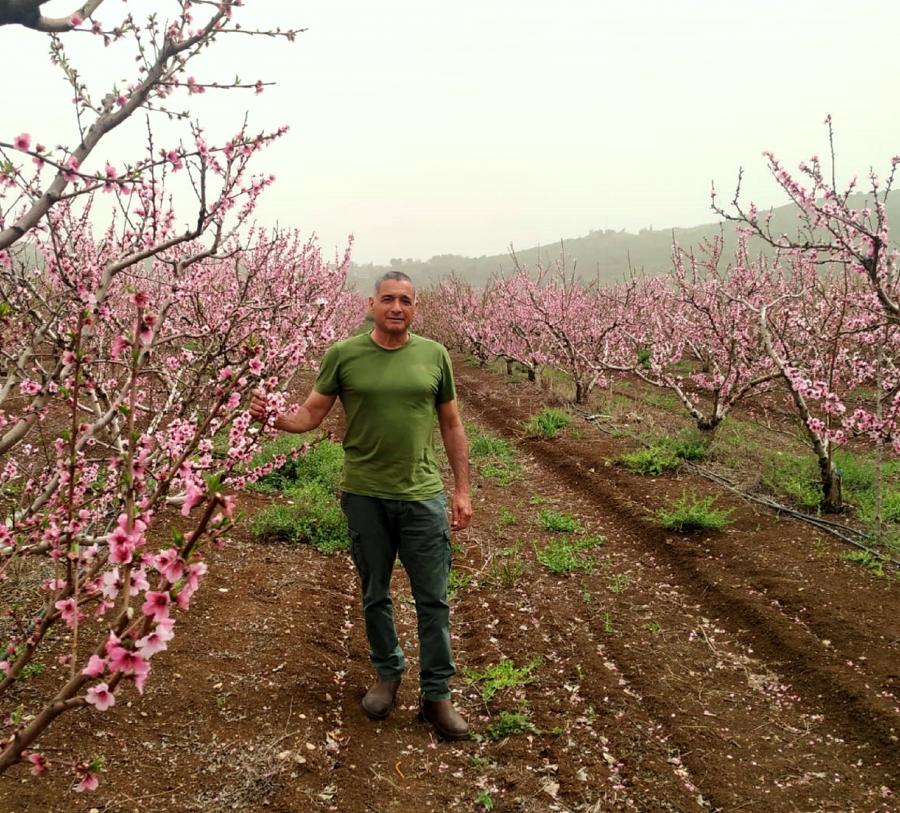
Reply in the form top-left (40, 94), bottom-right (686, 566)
top-left (4, 1), bottom-right (899, 264)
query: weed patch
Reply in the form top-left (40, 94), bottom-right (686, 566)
top-left (465, 658), bottom-right (541, 702)
top-left (248, 436), bottom-right (343, 494)
top-left (537, 508), bottom-right (583, 533)
top-left (524, 408), bottom-right (572, 439)
top-left (489, 556), bottom-right (523, 588)
top-left (251, 481), bottom-right (349, 553)
top-left (448, 568), bottom-right (471, 598)
top-left (618, 445), bottom-right (680, 475)
top-left (468, 426), bottom-right (521, 486)
top-left (842, 549), bottom-right (886, 578)
top-left (485, 710), bottom-right (533, 740)
top-left (497, 506), bottom-right (518, 528)
top-left (655, 492), bottom-right (733, 533)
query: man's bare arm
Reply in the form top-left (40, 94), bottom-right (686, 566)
top-left (250, 389), bottom-right (337, 434)
top-left (437, 399), bottom-right (472, 530)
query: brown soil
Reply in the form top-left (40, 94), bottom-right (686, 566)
top-left (1, 360), bottom-right (898, 813)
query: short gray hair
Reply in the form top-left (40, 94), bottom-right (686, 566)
top-left (374, 270), bottom-right (415, 296)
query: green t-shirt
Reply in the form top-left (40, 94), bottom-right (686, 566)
top-left (313, 332), bottom-right (456, 500)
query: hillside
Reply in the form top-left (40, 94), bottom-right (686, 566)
top-left (350, 191), bottom-right (900, 290)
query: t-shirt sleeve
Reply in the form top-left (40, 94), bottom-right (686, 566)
top-left (436, 346), bottom-right (456, 404)
top-left (313, 344), bottom-right (341, 395)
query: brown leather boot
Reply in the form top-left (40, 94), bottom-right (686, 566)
top-left (419, 697), bottom-right (470, 740)
top-left (361, 677), bottom-right (401, 720)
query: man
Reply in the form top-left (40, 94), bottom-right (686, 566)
top-left (249, 271), bottom-right (472, 739)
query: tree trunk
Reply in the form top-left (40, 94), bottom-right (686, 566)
top-left (819, 455), bottom-right (843, 513)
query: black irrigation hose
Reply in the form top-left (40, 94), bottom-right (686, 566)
top-left (574, 407), bottom-right (900, 570)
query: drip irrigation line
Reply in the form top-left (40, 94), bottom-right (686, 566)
top-left (574, 408), bottom-right (900, 570)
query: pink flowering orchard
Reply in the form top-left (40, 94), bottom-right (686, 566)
top-left (623, 235), bottom-right (781, 433)
top-left (0, 0), bottom-right (362, 791)
top-left (426, 136), bottom-right (898, 515)
top-left (715, 119), bottom-right (900, 458)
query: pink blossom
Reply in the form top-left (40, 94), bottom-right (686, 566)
top-left (69, 13), bottom-right (83, 26)
top-left (13, 133), bottom-right (31, 151)
top-left (74, 771), bottom-right (98, 793)
top-left (130, 290), bottom-right (149, 309)
top-left (54, 597), bottom-right (82, 628)
top-left (19, 379), bottom-right (41, 396)
top-left (181, 481), bottom-right (204, 516)
top-left (153, 548), bottom-right (184, 583)
top-left (26, 752), bottom-right (48, 776)
top-left (107, 513), bottom-right (147, 565)
top-left (137, 321), bottom-right (153, 347)
top-left (110, 334), bottom-right (128, 359)
top-left (100, 568), bottom-right (120, 600)
top-left (130, 566), bottom-right (149, 596)
top-left (106, 637), bottom-right (150, 692)
top-left (186, 76), bottom-right (205, 95)
top-left (177, 561), bottom-right (207, 609)
top-left (82, 654), bottom-right (106, 678)
top-left (85, 683), bottom-right (115, 711)
top-left (136, 617), bottom-right (175, 657)
top-left (141, 590), bottom-right (171, 622)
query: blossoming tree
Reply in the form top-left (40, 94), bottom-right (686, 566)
top-left (0, 0), bottom-right (362, 791)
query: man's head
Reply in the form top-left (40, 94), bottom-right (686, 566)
top-left (369, 271), bottom-right (417, 336)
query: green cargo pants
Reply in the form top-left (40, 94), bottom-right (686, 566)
top-left (340, 492), bottom-right (455, 701)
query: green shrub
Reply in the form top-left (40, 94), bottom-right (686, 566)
top-left (656, 492), bottom-right (733, 533)
top-left (664, 432), bottom-right (707, 462)
top-left (617, 445), bottom-right (680, 475)
top-left (524, 408), bottom-right (572, 439)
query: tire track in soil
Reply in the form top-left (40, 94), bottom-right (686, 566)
top-left (456, 365), bottom-right (900, 811)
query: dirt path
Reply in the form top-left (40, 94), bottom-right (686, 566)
top-left (1, 362), bottom-right (898, 812)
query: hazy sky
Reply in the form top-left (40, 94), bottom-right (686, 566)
top-left (4, 1), bottom-right (899, 264)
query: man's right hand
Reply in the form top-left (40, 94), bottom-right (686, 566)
top-left (249, 388), bottom-right (268, 421)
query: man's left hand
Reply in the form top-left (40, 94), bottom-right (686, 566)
top-left (450, 491), bottom-right (472, 531)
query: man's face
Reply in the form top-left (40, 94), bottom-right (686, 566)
top-left (369, 279), bottom-right (417, 334)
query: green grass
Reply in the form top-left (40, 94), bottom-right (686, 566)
top-left (497, 506), bottom-right (518, 528)
top-left (655, 492), bottom-right (734, 533)
top-left (448, 568), bottom-right (471, 598)
top-left (842, 549), bottom-right (886, 578)
top-left (489, 556), bottom-right (524, 588)
top-left (465, 658), bottom-right (541, 702)
top-left (617, 445), bottom-right (680, 475)
top-left (250, 480), bottom-right (350, 553)
top-left (534, 532), bottom-right (605, 575)
top-left (248, 435), bottom-right (343, 494)
top-left (524, 408), bottom-right (572, 439)
top-left (617, 431), bottom-right (707, 476)
top-left (468, 426), bottom-right (521, 486)
top-left (485, 710), bottom-right (534, 740)
top-left (537, 508), bottom-right (583, 533)
top-left (762, 447), bottom-right (900, 527)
